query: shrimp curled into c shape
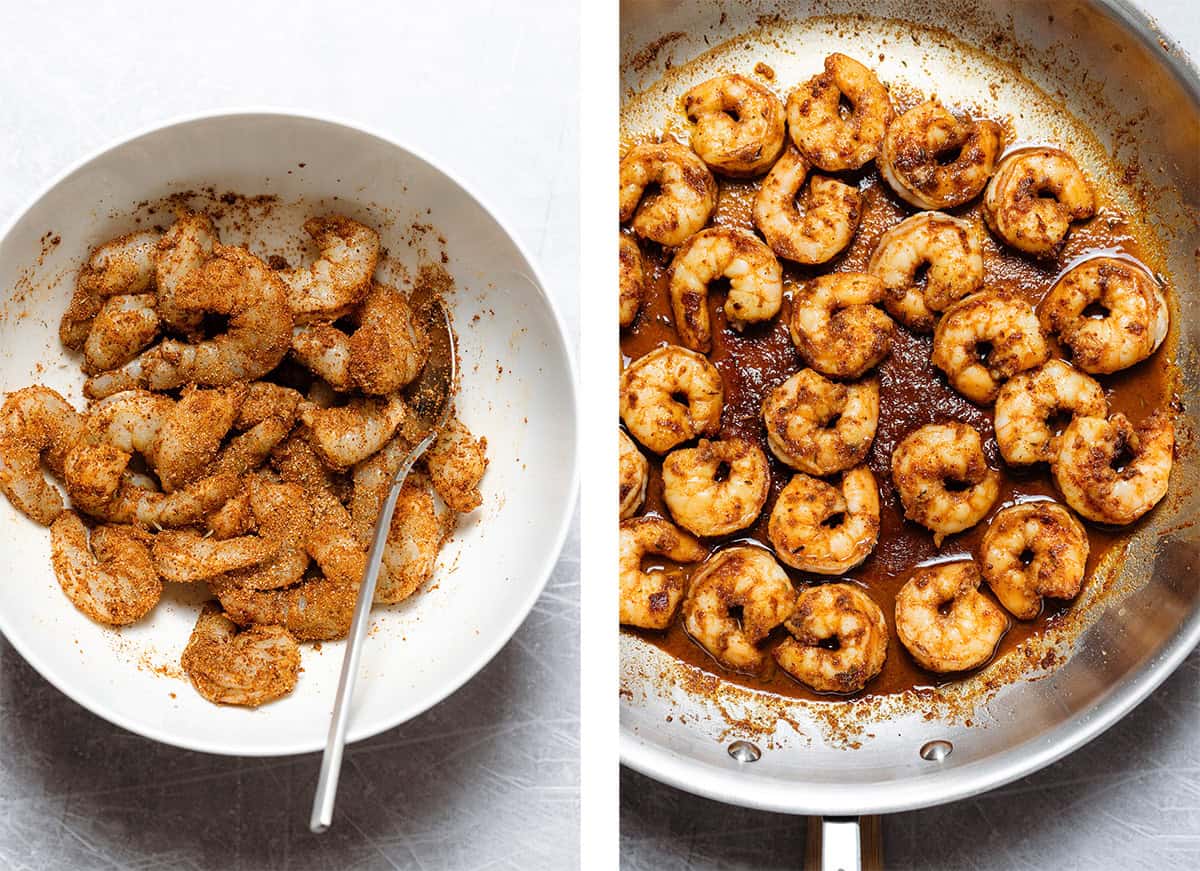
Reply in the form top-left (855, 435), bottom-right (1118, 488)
top-left (619, 235), bottom-right (645, 329)
top-left (775, 583), bottom-right (888, 693)
top-left (59, 231), bottom-right (159, 351)
top-left (980, 502), bottom-right (1089, 620)
top-left (49, 511), bottom-right (162, 625)
top-left (662, 437), bottom-right (770, 537)
top-left (786, 53), bottom-right (894, 172)
top-left (0, 386), bottom-right (86, 525)
top-left (983, 147), bottom-right (1096, 257)
top-left (180, 603), bottom-right (301, 707)
top-left (619, 345), bottom-right (723, 455)
top-left (280, 215), bottom-right (381, 323)
top-left (619, 429), bottom-right (649, 520)
top-left (768, 467), bottom-right (880, 574)
top-left (895, 561), bottom-right (1008, 673)
top-left (788, 273), bottom-right (893, 379)
top-left (683, 73), bottom-right (786, 177)
top-left (762, 369), bottom-right (879, 476)
top-left (619, 516), bottom-right (707, 630)
top-left (753, 146), bottom-right (862, 265)
top-left (619, 141), bottom-right (717, 247)
top-left (994, 359), bottom-right (1106, 466)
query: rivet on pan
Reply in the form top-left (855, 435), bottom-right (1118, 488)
top-left (728, 740), bottom-right (761, 763)
top-left (920, 740), bottom-right (953, 762)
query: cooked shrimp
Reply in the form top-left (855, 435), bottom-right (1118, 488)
top-left (155, 211), bottom-right (217, 334)
top-left (377, 469), bottom-right (456, 604)
top-left (619, 429), bottom-right (649, 519)
top-left (1038, 257), bottom-right (1169, 374)
top-left (880, 100), bottom-right (1003, 209)
top-left (0, 386), bottom-right (86, 525)
top-left (752, 145), bottom-right (862, 264)
top-left (423, 417), bottom-right (488, 513)
top-left (280, 215), bottom-right (380, 322)
top-left (619, 235), bottom-right (645, 328)
top-left (1052, 411), bottom-right (1174, 525)
top-left (768, 466), bottom-right (879, 574)
top-left (60, 230), bottom-right (159, 351)
top-left (300, 394), bottom-right (409, 469)
top-left (682, 546), bottom-right (795, 674)
top-left (662, 438), bottom-right (770, 537)
top-left (619, 141), bottom-right (717, 247)
top-left (775, 583), bottom-right (888, 693)
top-left (895, 561), bottom-right (1007, 672)
top-left (222, 481), bottom-right (313, 591)
top-left (180, 603), bottom-right (300, 707)
top-left (49, 511), bottom-right (161, 625)
top-left (788, 273), bottom-right (893, 378)
top-left (619, 516), bottom-right (707, 630)
top-left (994, 360), bottom-right (1106, 465)
top-left (980, 501), bottom-right (1089, 619)
top-left (85, 245), bottom-right (294, 397)
top-left (931, 290), bottom-right (1049, 404)
top-left (152, 529), bottom-right (276, 583)
top-left (983, 147), bottom-right (1096, 256)
top-left (619, 345), bottom-right (723, 454)
top-left (892, 422), bottom-right (1000, 545)
top-left (683, 73), bottom-right (786, 176)
top-left (83, 294), bottom-right (160, 373)
top-left (762, 369), bottom-right (879, 475)
top-left (668, 227), bottom-right (783, 352)
top-left (868, 212), bottom-right (984, 332)
top-left (152, 384), bottom-right (244, 492)
top-left (786, 53), bottom-right (893, 172)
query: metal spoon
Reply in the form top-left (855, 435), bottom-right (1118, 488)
top-left (309, 284), bottom-right (456, 833)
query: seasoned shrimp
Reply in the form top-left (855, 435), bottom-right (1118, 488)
top-left (619, 141), bottom-right (717, 247)
top-left (0, 386), bottom-right (86, 524)
top-left (994, 360), bottom-right (1106, 465)
top-left (152, 529), bottom-right (276, 583)
top-left (752, 146), bottom-right (862, 265)
top-left (619, 429), bottom-right (649, 519)
top-left (775, 583), bottom-right (888, 693)
top-left (762, 369), bottom-right (879, 475)
top-left (423, 417), bottom-right (488, 513)
top-left (222, 481), bottom-right (313, 591)
top-left (662, 438), bottom-right (770, 537)
top-left (892, 423), bottom-right (1000, 545)
top-left (786, 53), bottom-right (893, 172)
top-left (868, 212), bottom-right (984, 332)
top-left (619, 516), bottom-right (707, 630)
top-left (668, 227), bottom-right (783, 352)
top-left (895, 561), bottom-right (1007, 672)
top-left (83, 294), bottom-right (160, 373)
top-left (980, 502), bottom-right (1089, 619)
top-left (377, 469), bottom-right (456, 604)
top-left (60, 230), bottom-right (160, 351)
top-left (619, 345), bottom-right (723, 454)
top-left (300, 394), bottom-right (408, 469)
top-left (280, 215), bottom-right (380, 322)
top-left (211, 383), bottom-right (303, 478)
top-left (180, 603), bottom-right (300, 707)
top-left (619, 235), bottom-right (645, 328)
top-left (1053, 411), bottom-right (1174, 525)
top-left (152, 384), bottom-right (244, 492)
top-left (683, 73), bottom-right (786, 176)
top-left (85, 245), bottom-right (294, 397)
top-left (1038, 257), bottom-right (1169, 374)
top-left (155, 211), bottom-right (217, 334)
top-left (984, 147), bottom-right (1095, 256)
top-left (788, 273), bottom-right (893, 378)
top-left (880, 100), bottom-right (1003, 209)
top-left (49, 511), bottom-right (161, 625)
top-left (682, 546), bottom-right (796, 674)
top-left (931, 290), bottom-right (1049, 404)
top-left (768, 467), bottom-right (880, 574)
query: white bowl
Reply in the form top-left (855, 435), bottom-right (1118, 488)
top-left (0, 111), bottom-right (578, 756)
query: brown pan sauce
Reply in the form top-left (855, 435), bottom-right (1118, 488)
top-left (621, 159), bottom-right (1174, 703)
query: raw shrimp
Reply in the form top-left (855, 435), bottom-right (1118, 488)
top-left (762, 369), bottom-right (879, 475)
top-left (775, 583), bottom-right (888, 693)
top-left (300, 394), bottom-right (409, 469)
top-left (619, 516), bottom-right (707, 630)
top-left (880, 101), bottom-right (1003, 209)
top-left (662, 437), bottom-right (770, 537)
top-left (980, 501), bottom-right (1089, 619)
top-left (423, 417), bottom-right (488, 514)
top-left (931, 290), bottom-right (1049, 404)
top-left (668, 227), bottom-right (783, 352)
top-left (891, 422), bottom-right (1000, 545)
top-left (683, 73), bottom-right (786, 176)
top-left (376, 468), bottom-right (456, 604)
top-left (82, 294), bottom-right (160, 373)
top-left (994, 360), bottom-right (1106, 465)
top-left (152, 529), bottom-right (276, 583)
top-left (786, 53), bottom-right (893, 172)
top-left (867, 212), bottom-right (984, 332)
top-left (752, 146), bottom-right (862, 265)
top-left (0, 386), bottom-right (86, 524)
top-left (1038, 257), bottom-right (1169, 374)
top-left (768, 466), bottom-right (879, 574)
top-left (155, 211), bottom-right (217, 334)
top-left (788, 273), bottom-right (893, 378)
top-left (895, 561), bottom-right (1007, 673)
top-left (1052, 411), bottom-right (1174, 525)
top-left (222, 481), bottom-right (313, 591)
top-left (49, 511), bottom-right (161, 625)
top-left (619, 235), bottom-right (645, 328)
top-left (619, 428), bottom-right (649, 519)
top-left (180, 603), bottom-right (300, 707)
top-left (983, 147), bottom-right (1096, 256)
top-left (682, 546), bottom-right (796, 674)
top-left (60, 230), bottom-right (159, 351)
top-left (619, 345), bottom-right (723, 454)
top-left (619, 141), bottom-right (717, 247)
top-left (211, 383), bottom-right (303, 478)
top-left (152, 384), bottom-right (245, 492)
top-left (280, 215), bottom-right (380, 322)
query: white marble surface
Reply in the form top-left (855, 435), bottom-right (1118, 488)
top-left (0, 1), bottom-right (579, 869)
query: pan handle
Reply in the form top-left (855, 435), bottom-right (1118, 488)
top-left (807, 816), bottom-right (881, 871)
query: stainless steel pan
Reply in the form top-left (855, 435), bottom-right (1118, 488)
top-left (619, 1), bottom-right (1200, 864)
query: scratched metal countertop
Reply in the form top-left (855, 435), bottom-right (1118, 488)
top-left (619, 1), bottom-right (1200, 868)
top-left (0, 2), bottom-right (579, 869)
